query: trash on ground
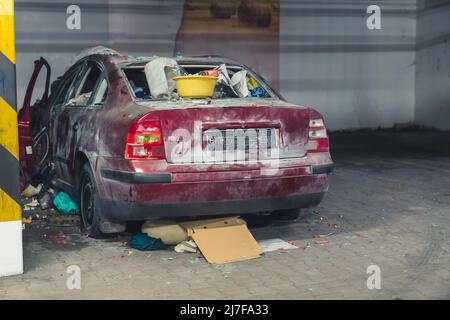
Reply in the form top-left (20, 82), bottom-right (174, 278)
top-left (53, 192), bottom-right (80, 214)
top-left (38, 192), bottom-right (52, 210)
top-left (174, 240), bottom-right (198, 253)
top-left (46, 232), bottom-right (68, 245)
top-left (299, 242), bottom-right (311, 251)
top-left (258, 238), bottom-right (298, 253)
top-left (180, 216), bottom-right (262, 264)
top-left (314, 235), bottom-right (330, 245)
top-left (128, 233), bottom-right (165, 251)
top-left (21, 184), bottom-right (42, 197)
top-left (142, 220), bottom-right (188, 245)
top-left (22, 217), bottom-right (32, 224)
top-left (47, 214), bottom-right (80, 227)
top-left (23, 198), bottom-right (39, 211)
top-left (161, 256), bottom-right (175, 261)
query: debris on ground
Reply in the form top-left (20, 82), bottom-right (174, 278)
top-left (258, 238), bottom-right (298, 253)
top-left (174, 240), bottom-right (198, 253)
top-left (180, 216), bottom-right (262, 264)
top-left (22, 217), bottom-right (33, 224)
top-left (21, 184), bottom-right (42, 197)
top-left (38, 192), bottom-right (52, 210)
top-left (53, 192), bottom-right (80, 214)
top-left (47, 214), bottom-right (80, 227)
top-left (161, 256), bottom-right (175, 261)
top-left (128, 233), bottom-right (165, 251)
top-left (23, 198), bottom-right (39, 211)
top-left (21, 184), bottom-right (80, 229)
top-left (314, 235), bottom-right (330, 245)
top-left (119, 241), bottom-right (128, 247)
top-left (44, 232), bottom-right (68, 245)
top-left (431, 223), bottom-right (440, 228)
top-left (299, 242), bottom-right (311, 251)
top-left (142, 220), bottom-right (188, 245)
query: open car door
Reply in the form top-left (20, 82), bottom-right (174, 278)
top-left (18, 57), bottom-right (52, 189)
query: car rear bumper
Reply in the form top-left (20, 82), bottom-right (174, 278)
top-left (96, 192), bottom-right (326, 221)
top-left (95, 163), bottom-right (333, 221)
top-left (100, 163), bottom-right (335, 184)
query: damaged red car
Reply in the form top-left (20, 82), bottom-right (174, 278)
top-left (18, 48), bottom-right (333, 238)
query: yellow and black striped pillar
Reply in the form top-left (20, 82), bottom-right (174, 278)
top-left (0, 0), bottom-right (23, 277)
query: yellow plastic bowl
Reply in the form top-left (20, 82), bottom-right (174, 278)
top-left (173, 75), bottom-right (218, 98)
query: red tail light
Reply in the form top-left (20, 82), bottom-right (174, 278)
top-left (307, 118), bottom-right (329, 153)
top-left (125, 120), bottom-right (165, 159)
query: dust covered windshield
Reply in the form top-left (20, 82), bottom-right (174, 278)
top-left (122, 59), bottom-right (274, 101)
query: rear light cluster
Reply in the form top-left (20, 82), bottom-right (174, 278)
top-left (125, 121), bottom-right (165, 159)
top-left (307, 118), bottom-right (329, 153)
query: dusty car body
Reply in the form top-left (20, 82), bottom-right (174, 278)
top-left (19, 50), bottom-right (333, 238)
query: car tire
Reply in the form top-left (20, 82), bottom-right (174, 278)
top-left (272, 208), bottom-right (300, 221)
top-left (79, 163), bottom-right (107, 239)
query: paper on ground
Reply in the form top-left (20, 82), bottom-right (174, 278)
top-left (258, 238), bottom-right (298, 253)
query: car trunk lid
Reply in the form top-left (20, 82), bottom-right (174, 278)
top-left (152, 100), bottom-right (310, 164)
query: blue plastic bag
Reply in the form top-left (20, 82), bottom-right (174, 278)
top-left (53, 192), bottom-right (80, 214)
top-left (250, 87), bottom-right (266, 98)
top-left (129, 233), bottom-right (166, 251)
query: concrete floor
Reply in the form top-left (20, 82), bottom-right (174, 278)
top-left (1, 131), bottom-right (449, 299)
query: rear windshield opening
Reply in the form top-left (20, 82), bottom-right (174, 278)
top-left (122, 64), bottom-right (273, 101)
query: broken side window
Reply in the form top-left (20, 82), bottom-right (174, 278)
top-left (52, 72), bottom-right (78, 107)
top-left (91, 76), bottom-right (108, 106)
top-left (68, 63), bottom-right (103, 106)
top-left (123, 67), bottom-right (152, 100)
top-left (122, 62), bottom-right (273, 101)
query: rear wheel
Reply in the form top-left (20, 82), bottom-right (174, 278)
top-left (271, 208), bottom-right (300, 221)
top-left (80, 163), bottom-right (106, 238)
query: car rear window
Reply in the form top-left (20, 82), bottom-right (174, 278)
top-left (122, 63), bottom-right (273, 101)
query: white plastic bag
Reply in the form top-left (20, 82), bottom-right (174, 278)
top-left (145, 57), bottom-right (180, 99)
top-left (217, 64), bottom-right (232, 86)
top-left (230, 70), bottom-right (249, 98)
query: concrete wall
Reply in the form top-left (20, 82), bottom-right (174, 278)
top-left (15, 0), bottom-right (109, 108)
top-left (15, 0), bottom-right (186, 107)
top-left (14, 0), bottom-right (425, 131)
top-left (280, 0), bottom-right (417, 130)
top-left (415, 0), bottom-right (450, 130)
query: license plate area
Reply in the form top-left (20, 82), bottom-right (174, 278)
top-left (202, 127), bottom-right (279, 162)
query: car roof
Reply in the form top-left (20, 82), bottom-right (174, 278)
top-left (70, 46), bottom-right (245, 69)
top-left (102, 54), bottom-right (244, 68)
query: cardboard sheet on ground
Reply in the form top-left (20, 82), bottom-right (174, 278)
top-left (258, 238), bottom-right (298, 253)
top-left (180, 216), bottom-right (262, 264)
